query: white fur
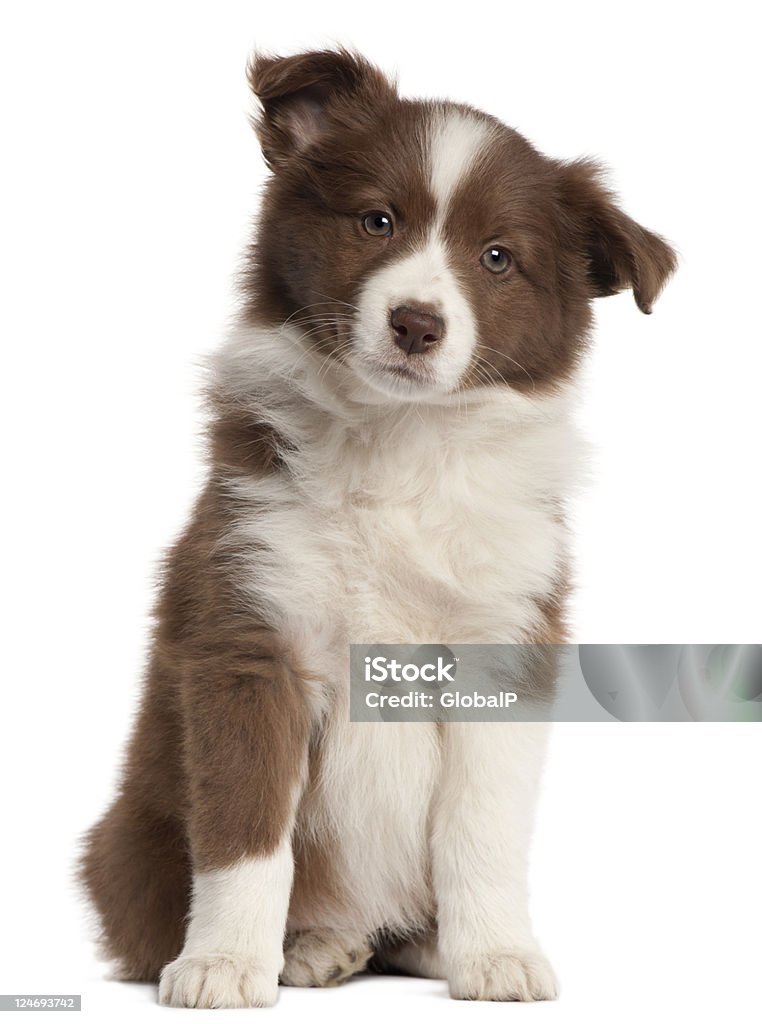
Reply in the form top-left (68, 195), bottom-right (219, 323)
top-left (427, 106), bottom-right (496, 217)
top-left (292, 717), bottom-right (441, 937)
top-left (432, 722), bottom-right (559, 999)
top-left (159, 836), bottom-right (294, 1007)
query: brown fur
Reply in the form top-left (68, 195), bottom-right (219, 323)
top-left (210, 410), bottom-right (289, 475)
top-left (287, 747), bottom-right (347, 929)
top-left (79, 479), bottom-right (312, 979)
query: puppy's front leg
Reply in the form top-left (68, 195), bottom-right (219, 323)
top-left (159, 647), bottom-right (310, 1009)
top-left (432, 722), bottom-right (559, 1001)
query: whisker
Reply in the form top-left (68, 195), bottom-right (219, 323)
top-left (307, 290), bottom-right (361, 314)
top-left (476, 343), bottom-right (535, 392)
top-left (280, 300), bottom-right (359, 327)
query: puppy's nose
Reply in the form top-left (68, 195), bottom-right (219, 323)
top-left (390, 306), bottom-right (444, 355)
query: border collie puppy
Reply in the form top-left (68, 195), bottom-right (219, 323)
top-left (80, 49), bottom-right (675, 1007)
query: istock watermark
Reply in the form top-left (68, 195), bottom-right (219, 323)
top-left (349, 645), bottom-right (762, 723)
top-left (364, 653), bottom-right (458, 684)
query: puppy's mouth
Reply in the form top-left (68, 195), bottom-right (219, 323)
top-left (383, 362), bottom-right (431, 383)
top-left (350, 352), bottom-right (445, 399)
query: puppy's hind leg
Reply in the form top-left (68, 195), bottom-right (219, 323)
top-left (79, 795), bottom-right (190, 982)
top-left (78, 661), bottom-right (192, 983)
top-left (281, 929), bottom-right (373, 987)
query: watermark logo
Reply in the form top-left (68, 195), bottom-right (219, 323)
top-left (349, 644), bottom-right (762, 723)
top-left (364, 646), bottom-right (458, 686)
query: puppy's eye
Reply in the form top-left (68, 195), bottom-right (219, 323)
top-left (362, 211), bottom-right (393, 237)
top-left (480, 247), bottom-right (513, 274)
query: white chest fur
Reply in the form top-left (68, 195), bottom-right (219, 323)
top-left (227, 385), bottom-right (577, 657)
top-left (219, 341), bottom-right (578, 936)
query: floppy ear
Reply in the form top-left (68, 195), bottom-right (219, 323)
top-left (247, 48), bottom-right (395, 168)
top-left (557, 160), bottom-right (677, 314)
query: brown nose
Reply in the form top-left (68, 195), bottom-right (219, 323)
top-left (390, 306), bottom-right (444, 355)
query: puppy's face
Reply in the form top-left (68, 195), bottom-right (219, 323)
top-left (248, 50), bottom-right (675, 401)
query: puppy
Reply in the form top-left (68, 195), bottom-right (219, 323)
top-left (80, 49), bottom-right (675, 1006)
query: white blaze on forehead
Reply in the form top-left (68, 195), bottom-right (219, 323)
top-left (427, 107), bottom-right (496, 219)
top-left (349, 107), bottom-right (494, 400)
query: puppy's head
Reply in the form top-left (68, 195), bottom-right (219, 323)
top-left (247, 49), bottom-right (676, 401)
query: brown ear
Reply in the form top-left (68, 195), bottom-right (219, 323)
top-left (247, 48), bottom-right (395, 168)
top-left (557, 160), bottom-right (677, 314)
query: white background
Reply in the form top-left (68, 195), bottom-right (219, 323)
top-left (1, 1), bottom-right (760, 1022)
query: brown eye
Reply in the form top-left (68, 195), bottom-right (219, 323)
top-left (362, 211), bottom-right (393, 237)
top-left (480, 246), bottom-right (513, 274)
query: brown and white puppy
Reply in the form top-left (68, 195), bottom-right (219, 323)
top-left (79, 49), bottom-right (675, 1007)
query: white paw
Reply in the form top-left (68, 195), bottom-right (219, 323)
top-left (281, 930), bottom-right (372, 987)
top-left (158, 954), bottom-right (279, 1008)
top-left (448, 948), bottom-right (559, 1002)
